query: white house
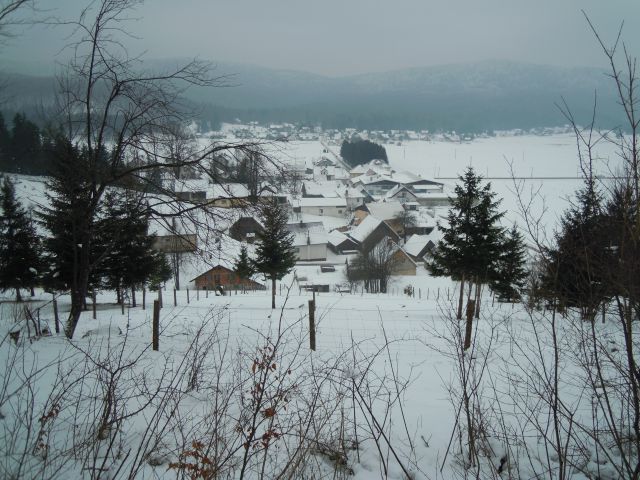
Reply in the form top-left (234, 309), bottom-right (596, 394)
top-left (286, 221), bottom-right (328, 261)
top-left (290, 197), bottom-right (348, 218)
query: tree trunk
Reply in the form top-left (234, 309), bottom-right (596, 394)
top-left (131, 287), bottom-right (136, 307)
top-left (66, 231), bottom-right (91, 339)
top-left (457, 273), bottom-right (465, 320)
top-left (474, 281), bottom-right (481, 319)
top-left (271, 278), bottom-right (276, 309)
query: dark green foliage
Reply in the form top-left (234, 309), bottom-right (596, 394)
top-left (234, 244), bottom-right (254, 281)
top-left (540, 180), bottom-right (614, 319)
top-left (0, 113), bottom-right (9, 168)
top-left (252, 200), bottom-right (296, 308)
top-left (426, 167), bottom-right (505, 282)
top-left (490, 225), bottom-right (529, 301)
top-left (148, 254), bottom-right (173, 291)
top-left (100, 191), bottom-right (167, 299)
top-left (0, 176), bottom-right (42, 301)
top-left (37, 137), bottom-right (101, 293)
top-left (340, 139), bottom-right (388, 168)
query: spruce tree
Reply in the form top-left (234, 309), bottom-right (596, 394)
top-left (0, 176), bottom-right (41, 301)
top-left (234, 244), bottom-right (254, 286)
top-left (426, 167), bottom-right (505, 318)
top-left (541, 179), bottom-right (610, 319)
top-left (490, 225), bottom-right (528, 301)
top-left (252, 200), bottom-right (296, 309)
top-left (100, 191), bottom-right (164, 305)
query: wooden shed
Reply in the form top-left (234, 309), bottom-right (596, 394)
top-left (191, 265), bottom-right (265, 291)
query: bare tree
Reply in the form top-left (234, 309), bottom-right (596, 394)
top-left (48, 0), bottom-right (282, 338)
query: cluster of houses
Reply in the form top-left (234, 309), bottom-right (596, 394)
top-left (153, 153), bottom-right (453, 292)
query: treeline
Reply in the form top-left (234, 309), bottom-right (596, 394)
top-left (0, 112), bottom-right (55, 175)
top-left (340, 138), bottom-right (388, 168)
top-left (0, 159), bottom-right (172, 307)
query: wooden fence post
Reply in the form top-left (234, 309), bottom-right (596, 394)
top-left (196, 288), bottom-right (199, 301)
top-left (92, 290), bottom-right (97, 320)
top-left (142, 287), bottom-right (146, 310)
top-left (187, 288), bottom-right (190, 304)
top-left (152, 300), bottom-right (160, 351)
top-left (173, 288), bottom-right (177, 307)
top-left (309, 298), bottom-right (316, 351)
top-left (53, 294), bottom-right (60, 334)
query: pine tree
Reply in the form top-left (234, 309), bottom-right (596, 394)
top-left (0, 176), bottom-right (41, 301)
top-left (541, 179), bottom-right (610, 319)
top-left (490, 225), bottom-right (528, 301)
top-left (252, 200), bottom-right (297, 309)
top-left (234, 244), bottom-right (254, 285)
top-left (100, 191), bottom-right (165, 305)
top-left (426, 167), bottom-right (506, 318)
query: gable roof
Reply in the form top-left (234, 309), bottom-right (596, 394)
top-left (286, 221), bottom-right (328, 246)
top-left (348, 215), bottom-right (383, 243)
top-left (366, 200), bottom-right (405, 221)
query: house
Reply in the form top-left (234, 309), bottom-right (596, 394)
top-left (191, 265), bottom-right (265, 291)
top-left (228, 216), bottom-right (263, 244)
top-left (403, 234), bottom-right (436, 262)
top-left (347, 215), bottom-right (400, 253)
top-left (152, 234), bottom-right (198, 253)
top-left (290, 197), bottom-right (348, 218)
top-left (209, 183), bottom-right (251, 208)
top-left (362, 200), bottom-right (405, 236)
top-left (390, 247), bottom-right (417, 275)
top-left (385, 185), bottom-right (419, 204)
top-left (286, 221), bottom-right (328, 261)
top-left (327, 230), bottom-right (359, 254)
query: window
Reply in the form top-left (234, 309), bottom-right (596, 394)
top-left (319, 209), bottom-right (324, 215)
top-left (338, 210), bottom-right (343, 214)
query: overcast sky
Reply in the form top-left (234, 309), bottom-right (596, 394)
top-left (2, 0), bottom-right (640, 77)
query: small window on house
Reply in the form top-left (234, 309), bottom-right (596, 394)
top-left (319, 209), bottom-right (324, 215)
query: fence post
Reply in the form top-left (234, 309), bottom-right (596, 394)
top-left (92, 290), bottom-right (97, 320)
top-left (308, 298), bottom-right (316, 351)
top-left (158, 287), bottom-right (163, 309)
top-left (152, 300), bottom-right (160, 351)
top-left (187, 288), bottom-right (190, 304)
top-left (437, 287), bottom-right (440, 301)
top-left (52, 294), bottom-right (60, 334)
top-left (142, 287), bottom-right (146, 310)
top-left (173, 288), bottom-right (177, 307)
top-left (196, 288), bottom-right (199, 301)
top-left (206, 287), bottom-right (209, 299)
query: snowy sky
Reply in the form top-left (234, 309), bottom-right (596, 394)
top-left (2, 0), bottom-right (640, 76)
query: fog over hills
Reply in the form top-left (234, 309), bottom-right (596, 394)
top-left (0, 60), bottom-right (620, 133)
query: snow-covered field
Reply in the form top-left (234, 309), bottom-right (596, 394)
top-left (1, 134), bottom-right (635, 479)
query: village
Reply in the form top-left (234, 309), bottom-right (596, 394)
top-left (152, 136), bottom-right (454, 295)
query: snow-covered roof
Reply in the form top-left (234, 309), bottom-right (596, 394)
top-left (366, 200), bottom-right (404, 221)
top-left (327, 229), bottom-right (350, 247)
top-left (348, 215), bottom-right (382, 243)
top-left (286, 221), bottom-right (328, 246)
top-left (292, 197), bottom-right (347, 208)
top-left (404, 234), bottom-right (436, 258)
top-left (210, 183), bottom-right (250, 199)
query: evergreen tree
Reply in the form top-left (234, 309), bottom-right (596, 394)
top-left (0, 113), bottom-right (10, 171)
top-left (100, 191), bottom-right (165, 304)
top-left (252, 199), bottom-right (297, 309)
top-left (340, 139), bottom-right (388, 167)
top-left (541, 179), bottom-right (610, 319)
top-left (9, 113), bottom-right (42, 175)
top-left (426, 167), bottom-right (506, 318)
top-left (490, 225), bottom-right (528, 301)
top-left (37, 137), bottom-right (102, 298)
top-left (234, 244), bottom-right (254, 283)
top-left (0, 176), bottom-right (41, 301)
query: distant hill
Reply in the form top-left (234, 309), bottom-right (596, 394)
top-left (0, 60), bottom-right (622, 133)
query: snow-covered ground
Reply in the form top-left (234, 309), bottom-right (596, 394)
top-left (1, 133), bottom-right (634, 479)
